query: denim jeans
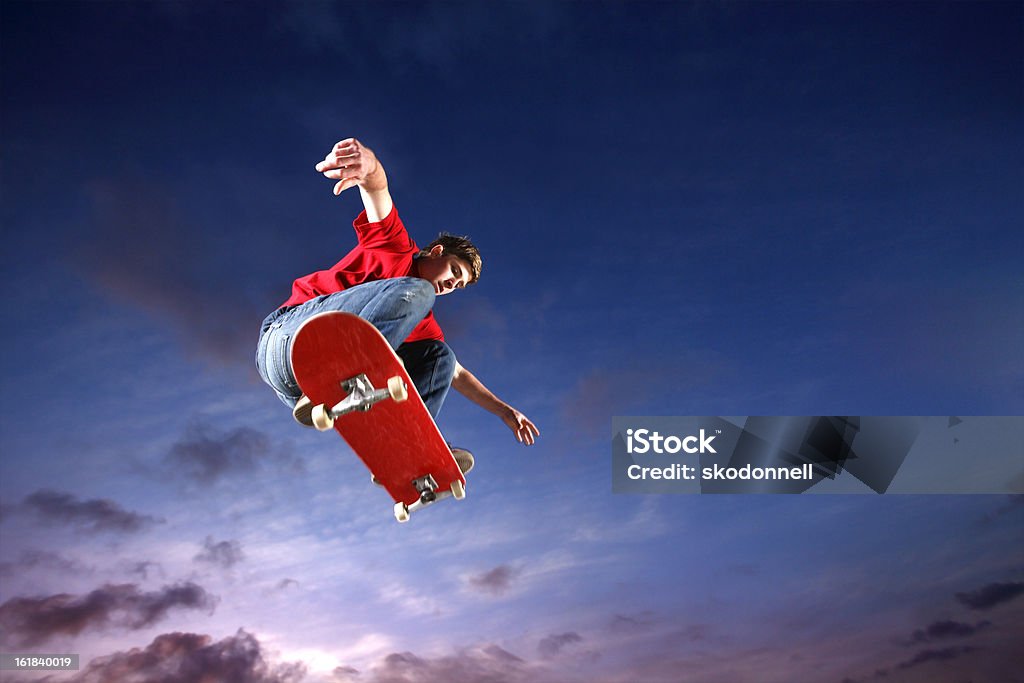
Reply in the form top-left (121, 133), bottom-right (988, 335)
top-left (255, 277), bottom-right (456, 419)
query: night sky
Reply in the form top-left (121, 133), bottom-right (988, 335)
top-left (1, 2), bottom-right (1022, 682)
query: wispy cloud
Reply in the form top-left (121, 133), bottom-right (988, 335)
top-left (537, 631), bottom-right (583, 659)
top-left (14, 490), bottom-right (162, 534)
top-left (359, 645), bottom-right (553, 683)
top-left (815, 576), bottom-right (1024, 683)
top-left (465, 564), bottom-right (522, 597)
top-left (908, 619), bottom-right (991, 643)
top-left (608, 611), bottom-right (660, 635)
top-left (0, 582), bottom-right (216, 647)
top-left (570, 496), bottom-right (672, 543)
top-left (76, 176), bottom-right (269, 366)
top-left (376, 582), bottom-right (443, 617)
top-left (955, 581), bottom-right (1024, 610)
top-left (122, 560), bottom-right (165, 581)
top-left (895, 645), bottom-right (979, 671)
top-left (0, 550), bottom-right (90, 578)
top-left (165, 422), bottom-right (303, 485)
top-left (194, 536), bottom-right (245, 569)
top-left (332, 665), bottom-right (360, 681)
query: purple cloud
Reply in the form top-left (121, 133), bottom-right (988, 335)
top-left (466, 565), bottom-right (521, 596)
top-left (0, 582), bottom-right (216, 647)
top-left (166, 423), bottom-right (302, 485)
top-left (895, 646), bottom-right (979, 671)
top-left (194, 536), bottom-right (245, 569)
top-left (19, 490), bottom-right (161, 533)
top-left (955, 581), bottom-right (1024, 610)
top-left (537, 632), bottom-right (582, 658)
top-left (72, 630), bottom-right (305, 683)
top-left (364, 645), bottom-right (541, 683)
top-left (909, 619), bottom-right (991, 643)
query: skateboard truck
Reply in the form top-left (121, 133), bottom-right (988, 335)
top-left (311, 373), bottom-right (408, 431)
top-left (414, 474), bottom-right (439, 504)
top-left (394, 473), bottom-right (466, 523)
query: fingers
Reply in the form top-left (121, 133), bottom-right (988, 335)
top-left (315, 150), bottom-right (361, 174)
top-left (333, 178), bottom-right (360, 195)
top-left (513, 414), bottom-right (539, 445)
top-left (314, 139), bottom-right (377, 196)
top-left (314, 138), bottom-right (362, 173)
top-left (319, 160), bottom-right (365, 180)
top-left (321, 162), bottom-right (364, 196)
top-left (330, 138), bottom-right (359, 159)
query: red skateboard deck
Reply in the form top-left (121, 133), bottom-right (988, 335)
top-left (290, 312), bottom-right (466, 522)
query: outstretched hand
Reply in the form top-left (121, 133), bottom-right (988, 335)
top-left (503, 408), bottom-right (540, 445)
top-left (314, 138), bottom-right (381, 195)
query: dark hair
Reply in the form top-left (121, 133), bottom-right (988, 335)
top-left (422, 232), bottom-right (482, 284)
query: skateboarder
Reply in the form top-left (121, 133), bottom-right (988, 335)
top-left (256, 137), bottom-right (540, 474)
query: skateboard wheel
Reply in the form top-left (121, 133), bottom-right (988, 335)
top-left (387, 375), bottom-right (408, 403)
top-left (394, 502), bottom-right (410, 523)
top-left (450, 479), bottom-right (466, 500)
top-left (311, 404), bottom-right (334, 431)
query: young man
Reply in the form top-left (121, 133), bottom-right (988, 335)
top-left (255, 138), bottom-right (539, 475)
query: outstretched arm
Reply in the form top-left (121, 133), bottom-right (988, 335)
top-left (451, 362), bottom-right (540, 445)
top-left (314, 138), bottom-right (393, 222)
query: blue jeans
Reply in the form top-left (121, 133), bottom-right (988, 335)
top-left (255, 278), bottom-right (456, 419)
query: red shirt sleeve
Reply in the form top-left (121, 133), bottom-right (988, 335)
top-left (352, 206), bottom-right (415, 252)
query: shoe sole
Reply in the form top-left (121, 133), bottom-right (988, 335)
top-left (292, 396), bottom-right (314, 427)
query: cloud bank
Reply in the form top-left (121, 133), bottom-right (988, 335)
top-left (73, 630), bottom-right (305, 683)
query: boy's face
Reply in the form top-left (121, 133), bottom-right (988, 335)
top-left (417, 245), bottom-right (472, 296)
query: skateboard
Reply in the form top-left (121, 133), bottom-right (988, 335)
top-left (290, 312), bottom-right (466, 523)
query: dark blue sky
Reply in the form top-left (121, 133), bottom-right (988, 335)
top-left (5, 1), bottom-right (1021, 418)
top-left (1, 2), bottom-right (1021, 681)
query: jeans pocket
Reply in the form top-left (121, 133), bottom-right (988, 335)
top-left (258, 323), bottom-right (298, 398)
top-left (272, 329), bottom-right (298, 393)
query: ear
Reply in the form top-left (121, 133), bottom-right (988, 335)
top-left (429, 244), bottom-right (445, 257)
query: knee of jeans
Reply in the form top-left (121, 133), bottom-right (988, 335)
top-left (397, 277), bottom-right (436, 306)
top-left (384, 279), bottom-right (434, 323)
